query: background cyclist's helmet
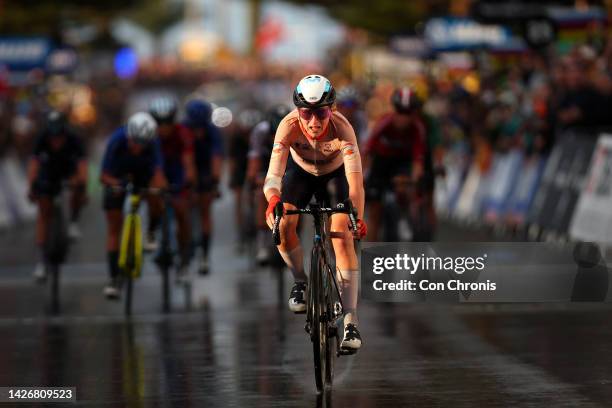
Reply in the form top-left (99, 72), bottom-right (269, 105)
top-left (391, 87), bottom-right (422, 114)
top-left (127, 112), bottom-right (157, 144)
top-left (148, 96), bottom-right (177, 124)
top-left (267, 104), bottom-right (291, 134)
top-left (336, 86), bottom-right (360, 108)
top-left (184, 99), bottom-right (213, 128)
top-left (46, 110), bottom-right (67, 137)
top-left (293, 74), bottom-right (336, 109)
top-left (237, 109), bottom-right (263, 130)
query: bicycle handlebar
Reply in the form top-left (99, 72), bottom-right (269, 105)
top-left (272, 200), bottom-right (359, 246)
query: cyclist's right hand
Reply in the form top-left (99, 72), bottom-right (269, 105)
top-left (353, 219), bottom-right (367, 240)
top-left (266, 195), bottom-right (282, 230)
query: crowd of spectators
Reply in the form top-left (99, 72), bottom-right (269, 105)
top-left (2, 35), bottom-right (612, 170)
top-left (423, 40), bottom-right (612, 160)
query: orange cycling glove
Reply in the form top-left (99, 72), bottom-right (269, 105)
top-left (355, 219), bottom-right (367, 239)
top-left (266, 195), bottom-right (282, 220)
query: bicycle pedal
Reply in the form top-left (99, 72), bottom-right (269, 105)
top-left (333, 302), bottom-right (343, 317)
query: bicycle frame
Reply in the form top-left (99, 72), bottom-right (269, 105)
top-left (119, 193), bottom-right (143, 278)
top-left (304, 205), bottom-right (344, 330)
top-left (110, 183), bottom-right (149, 316)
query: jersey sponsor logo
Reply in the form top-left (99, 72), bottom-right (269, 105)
top-left (322, 142), bottom-right (334, 153)
top-left (342, 144), bottom-right (355, 156)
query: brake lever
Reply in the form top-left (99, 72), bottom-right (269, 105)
top-left (344, 199), bottom-right (359, 239)
top-left (272, 201), bottom-right (284, 245)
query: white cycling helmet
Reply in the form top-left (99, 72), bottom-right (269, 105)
top-left (149, 96), bottom-right (177, 123)
top-left (127, 112), bottom-right (157, 144)
top-left (293, 74), bottom-right (336, 108)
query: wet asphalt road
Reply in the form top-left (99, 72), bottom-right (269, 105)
top-left (2, 189), bottom-right (612, 407)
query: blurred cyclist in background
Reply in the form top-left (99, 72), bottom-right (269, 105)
top-left (336, 86), bottom-right (368, 144)
top-left (149, 96), bottom-right (196, 282)
top-left (28, 110), bottom-right (88, 281)
top-left (264, 75), bottom-right (366, 351)
top-left (364, 87), bottom-right (426, 241)
top-left (100, 112), bottom-right (166, 298)
top-left (418, 90), bottom-right (444, 241)
top-left (183, 99), bottom-right (223, 275)
top-left (230, 109), bottom-right (262, 252)
top-left (247, 104), bottom-right (291, 264)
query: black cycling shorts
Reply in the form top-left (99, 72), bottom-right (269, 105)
top-left (365, 156), bottom-right (412, 201)
top-left (32, 166), bottom-right (77, 197)
top-left (32, 177), bottom-right (64, 197)
top-left (281, 156), bottom-right (349, 209)
top-left (102, 170), bottom-right (153, 211)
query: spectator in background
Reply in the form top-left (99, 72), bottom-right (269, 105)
top-left (556, 55), bottom-right (607, 128)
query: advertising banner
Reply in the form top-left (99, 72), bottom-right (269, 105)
top-left (505, 155), bottom-right (547, 225)
top-left (527, 131), bottom-right (596, 234)
top-left (453, 162), bottom-right (486, 220)
top-left (0, 37), bottom-right (52, 70)
top-left (570, 134), bottom-right (612, 244)
top-left (424, 18), bottom-right (511, 51)
top-left (481, 150), bottom-right (523, 223)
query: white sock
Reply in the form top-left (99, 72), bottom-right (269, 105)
top-left (337, 269), bottom-right (359, 325)
top-left (279, 246), bottom-right (307, 282)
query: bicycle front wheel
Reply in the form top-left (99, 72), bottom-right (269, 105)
top-left (309, 245), bottom-right (334, 392)
top-left (122, 216), bottom-right (138, 316)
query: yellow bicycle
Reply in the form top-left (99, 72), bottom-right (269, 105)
top-left (115, 184), bottom-right (147, 316)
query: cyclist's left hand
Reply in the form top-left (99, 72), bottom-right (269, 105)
top-left (352, 219), bottom-right (367, 240)
top-left (265, 195), bottom-right (282, 230)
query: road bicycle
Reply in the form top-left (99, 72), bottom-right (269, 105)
top-left (111, 183), bottom-right (169, 316)
top-left (382, 176), bottom-right (436, 242)
top-left (113, 183), bottom-right (145, 316)
top-left (153, 185), bottom-right (195, 312)
top-left (43, 183), bottom-right (76, 314)
top-left (272, 199), bottom-right (358, 392)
